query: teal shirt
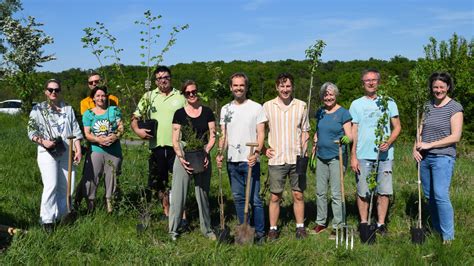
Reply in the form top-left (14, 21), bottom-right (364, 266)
top-left (316, 107), bottom-right (352, 160)
top-left (83, 106), bottom-right (122, 157)
top-left (349, 96), bottom-right (399, 160)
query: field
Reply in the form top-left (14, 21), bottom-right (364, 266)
top-left (0, 113), bottom-right (473, 264)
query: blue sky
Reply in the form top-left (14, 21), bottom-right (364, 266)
top-left (15, 0), bottom-right (474, 72)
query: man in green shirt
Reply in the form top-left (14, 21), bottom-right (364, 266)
top-left (131, 66), bottom-right (185, 217)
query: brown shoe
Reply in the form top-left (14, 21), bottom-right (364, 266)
top-left (310, 225), bottom-right (327, 234)
top-left (267, 229), bottom-right (280, 241)
top-left (296, 227), bottom-right (308, 239)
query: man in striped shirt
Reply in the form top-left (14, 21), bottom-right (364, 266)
top-left (263, 73), bottom-right (311, 240)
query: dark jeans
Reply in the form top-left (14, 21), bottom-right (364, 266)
top-left (148, 146), bottom-right (175, 200)
top-left (227, 162), bottom-right (265, 235)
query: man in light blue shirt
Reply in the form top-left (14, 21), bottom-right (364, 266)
top-left (349, 69), bottom-right (401, 236)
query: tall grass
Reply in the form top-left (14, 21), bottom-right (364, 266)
top-left (0, 113), bottom-right (473, 264)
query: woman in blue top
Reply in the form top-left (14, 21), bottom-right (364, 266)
top-left (413, 72), bottom-right (463, 244)
top-left (82, 86), bottom-right (123, 213)
top-left (311, 82), bottom-right (352, 237)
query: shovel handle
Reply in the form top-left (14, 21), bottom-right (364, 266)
top-left (243, 143), bottom-right (258, 223)
top-left (66, 136), bottom-right (76, 211)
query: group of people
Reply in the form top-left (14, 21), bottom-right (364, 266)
top-left (27, 66), bottom-right (463, 245)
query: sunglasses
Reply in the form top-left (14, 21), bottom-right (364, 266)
top-left (184, 90), bottom-right (198, 97)
top-left (88, 79), bottom-right (101, 85)
top-left (47, 88), bottom-right (61, 93)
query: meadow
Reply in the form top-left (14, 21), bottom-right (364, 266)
top-left (0, 113), bottom-right (473, 264)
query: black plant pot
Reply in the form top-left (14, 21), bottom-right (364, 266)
top-left (138, 119), bottom-right (158, 137)
top-left (410, 227), bottom-right (426, 244)
top-left (185, 149), bottom-right (206, 174)
top-left (46, 136), bottom-right (66, 157)
top-left (359, 223), bottom-right (377, 244)
top-left (296, 155), bottom-right (309, 176)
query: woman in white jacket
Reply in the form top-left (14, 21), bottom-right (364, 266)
top-left (27, 79), bottom-right (83, 232)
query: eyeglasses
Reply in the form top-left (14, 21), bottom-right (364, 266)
top-left (47, 88), bottom-right (61, 93)
top-left (88, 79), bottom-right (100, 85)
top-left (184, 90), bottom-right (198, 98)
top-left (155, 76), bottom-right (171, 81)
top-left (363, 79), bottom-right (379, 83)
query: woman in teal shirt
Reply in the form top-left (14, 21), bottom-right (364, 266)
top-left (311, 82), bottom-right (352, 237)
top-left (82, 86), bottom-right (123, 213)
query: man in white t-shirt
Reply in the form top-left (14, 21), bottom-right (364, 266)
top-left (216, 72), bottom-right (266, 244)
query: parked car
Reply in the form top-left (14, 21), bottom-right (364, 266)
top-left (0, 99), bottom-right (22, 115)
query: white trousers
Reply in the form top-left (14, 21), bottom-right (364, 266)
top-left (37, 148), bottom-right (75, 224)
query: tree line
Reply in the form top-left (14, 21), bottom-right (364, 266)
top-left (1, 49), bottom-right (472, 144)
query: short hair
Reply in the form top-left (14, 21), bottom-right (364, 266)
top-left (319, 82), bottom-right (339, 100)
top-left (90, 86), bottom-right (109, 99)
top-left (229, 72), bottom-right (249, 88)
top-left (428, 71), bottom-right (454, 94)
top-left (87, 71), bottom-right (101, 79)
top-left (181, 80), bottom-right (197, 95)
top-left (153, 65), bottom-right (171, 77)
top-left (361, 68), bottom-right (381, 81)
top-left (45, 78), bottom-right (61, 90)
top-left (275, 72), bottom-right (294, 86)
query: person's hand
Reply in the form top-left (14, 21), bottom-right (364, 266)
top-left (216, 154), bottom-right (224, 169)
top-left (413, 147), bottom-right (423, 163)
top-left (135, 128), bottom-right (153, 140)
top-left (351, 156), bottom-right (360, 174)
top-left (309, 153), bottom-right (317, 171)
top-left (178, 156), bottom-right (193, 174)
top-left (266, 147), bottom-right (275, 159)
top-left (248, 153), bottom-right (257, 167)
top-left (204, 156), bottom-right (209, 169)
top-left (96, 136), bottom-right (111, 146)
top-left (379, 142), bottom-right (391, 152)
top-left (73, 150), bottom-right (82, 165)
top-left (42, 139), bottom-right (56, 149)
top-left (416, 142), bottom-right (431, 151)
top-left (106, 133), bottom-right (119, 144)
top-left (340, 135), bottom-right (351, 145)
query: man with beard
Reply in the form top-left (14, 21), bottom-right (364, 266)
top-left (216, 72), bottom-right (266, 244)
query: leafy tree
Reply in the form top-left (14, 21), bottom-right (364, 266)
top-left (1, 14), bottom-right (55, 112)
top-left (0, 0), bottom-right (22, 56)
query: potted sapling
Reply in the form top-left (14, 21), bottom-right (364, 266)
top-left (181, 118), bottom-right (208, 174)
top-left (136, 79), bottom-right (158, 137)
top-left (81, 10), bottom-right (188, 138)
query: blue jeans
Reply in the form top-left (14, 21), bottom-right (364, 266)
top-left (420, 154), bottom-right (455, 240)
top-left (227, 162), bottom-right (265, 235)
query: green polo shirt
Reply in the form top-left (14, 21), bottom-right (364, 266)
top-left (134, 88), bottom-right (185, 148)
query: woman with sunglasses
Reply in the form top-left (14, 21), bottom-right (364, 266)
top-left (28, 79), bottom-right (83, 233)
top-left (168, 80), bottom-right (217, 241)
top-left (81, 86), bottom-right (123, 213)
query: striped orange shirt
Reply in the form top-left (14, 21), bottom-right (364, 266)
top-left (263, 97), bottom-right (310, 165)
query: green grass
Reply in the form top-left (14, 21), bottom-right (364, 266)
top-left (1, 113), bottom-right (473, 264)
